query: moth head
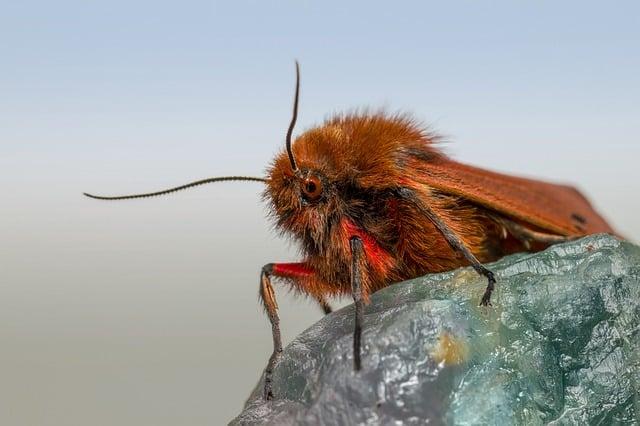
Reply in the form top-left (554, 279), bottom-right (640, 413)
top-left (262, 63), bottom-right (348, 251)
top-left (265, 105), bottom-right (440, 252)
top-left (264, 152), bottom-right (345, 253)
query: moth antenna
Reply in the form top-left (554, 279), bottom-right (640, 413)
top-left (83, 176), bottom-right (267, 200)
top-left (285, 61), bottom-right (300, 172)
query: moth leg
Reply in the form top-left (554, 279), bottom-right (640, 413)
top-left (399, 188), bottom-right (497, 306)
top-left (313, 295), bottom-right (333, 315)
top-left (259, 262), bottom-right (317, 400)
top-left (259, 263), bottom-right (282, 401)
top-left (350, 236), bottom-right (365, 371)
top-left (494, 215), bottom-right (572, 248)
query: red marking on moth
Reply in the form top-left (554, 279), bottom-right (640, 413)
top-left (340, 218), bottom-right (394, 275)
top-left (272, 262), bottom-right (315, 278)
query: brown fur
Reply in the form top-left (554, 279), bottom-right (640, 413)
top-left (264, 112), bottom-right (614, 303)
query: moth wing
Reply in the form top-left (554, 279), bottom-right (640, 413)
top-left (408, 158), bottom-right (614, 236)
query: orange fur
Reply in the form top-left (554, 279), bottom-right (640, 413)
top-left (264, 112), bottom-right (614, 303)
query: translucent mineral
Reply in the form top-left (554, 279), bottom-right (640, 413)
top-left (231, 234), bottom-right (640, 425)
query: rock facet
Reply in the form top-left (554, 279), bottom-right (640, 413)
top-left (232, 235), bottom-right (640, 425)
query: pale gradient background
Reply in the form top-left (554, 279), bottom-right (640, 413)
top-left (1, 1), bottom-right (639, 424)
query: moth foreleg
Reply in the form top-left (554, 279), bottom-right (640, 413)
top-left (259, 263), bottom-right (283, 400)
top-left (258, 262), bottom-right (319, 400)
top-left (350, 236), bottom-right (365, 371)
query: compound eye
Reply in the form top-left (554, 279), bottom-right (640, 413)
top-left (302, 175), bottom-right (323, 201)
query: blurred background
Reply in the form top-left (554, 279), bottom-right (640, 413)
top-left (1, 1), bottom-right (639, 424)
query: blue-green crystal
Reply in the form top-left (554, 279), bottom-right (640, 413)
top-left (232, 235), bottom-right (640, 425)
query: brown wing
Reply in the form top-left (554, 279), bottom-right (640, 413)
top-left (408, 158), bottom-right (614, 236)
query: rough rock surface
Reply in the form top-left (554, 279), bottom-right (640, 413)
top-left (231, 235), bottom-right (640, 425)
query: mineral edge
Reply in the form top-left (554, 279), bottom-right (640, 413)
top-left (231, 234), bottom-right (640, 425)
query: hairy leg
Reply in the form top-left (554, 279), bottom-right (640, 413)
top-left (258, 262), bottom-right (320, 400)
top-left (350, 236), bottom-right (365, 371)
top-left (399, 188), bottom-right (497, 306)
top-left (493, 215), bottom-right (572, 248)
top-left (313, 294), bottom-right (333, 314)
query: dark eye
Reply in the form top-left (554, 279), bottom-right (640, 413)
top-left (302, 175), bottom-right (323, 200)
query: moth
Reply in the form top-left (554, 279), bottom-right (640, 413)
top-left (85, 63), bottom-right (614, 400)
